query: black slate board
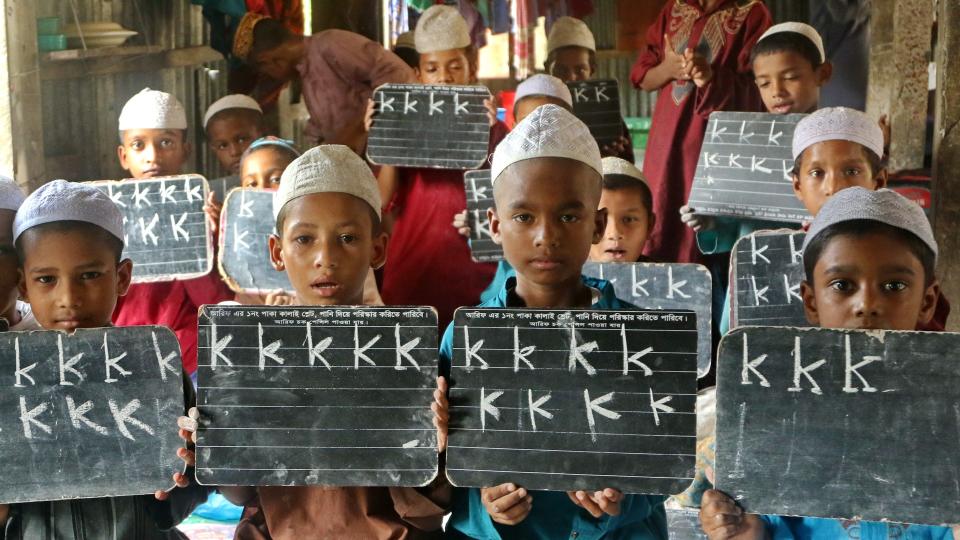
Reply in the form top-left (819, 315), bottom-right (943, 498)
top-left (195, 305), bottom-right (440, 487)
top-left (583, 262), bottom-right (712, 379)
top-left (569, 79), bottom-right (623, 147)
top-left (730, 231), bottom-right (807, 329)
top-left (209, 175), bottom-right (241, 204)
top-left (91, 175), bottom-right (213, 283)
top-left (447, 308), bottom-right (698, 493)
top-left (218, 188), bottom-right (293, 294)
top-left (687, 112), bottom-right (811, 223)
top-left (463, 170), bottom-right (502, 262)
top-left (0, 326), bottom-right (184, 503)
top-left (367, 83), bottom-right (491, 169)
top-left (667, 508), bottom-right (709, 540)
top-left (716, 327), bottom-right (960, 526)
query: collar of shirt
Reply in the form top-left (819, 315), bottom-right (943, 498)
top-left (490, 275), bottom-right (631, 310)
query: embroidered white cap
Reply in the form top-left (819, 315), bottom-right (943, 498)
top-left (203, 94), bottom-right (263, 130)
top-left (118, 88), bottom-right (188, 131)
top-left (758, 22), bottom-right (825, 64)
top-left (14, 180), bottom-right (124, 244)
top-left (515, 74), bottom-right (573, 109)
top-left (414, 5), bottom-right (471, 54)
top-left (0, 176), bottom-right (25, 212)
top-left (274, 145), bottom-right (381, 220)
top-left (547, 16), bottom-right (596, 54)
top-left (792, 107), bottom-right (884, 161)
top-left (602, 157), bottom-right (648, 186)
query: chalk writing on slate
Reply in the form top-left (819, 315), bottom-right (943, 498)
top-left (0, 326), bottom-right (184, 504)
top-left (218, 188), bottom-right (293, 294)
top-left (730, 231), bottom-right (807, 329)
top-left (195, 305), bottom-right (440, 487)
top-left (463, 170), bottom-right (502, 262)
top-left (367, 83), bottom-right (492, 170)
top-left (209, 175), bottom-right (241, 204)
top-left (583, 262), bottom-right (712, 378)
top-left (716, 327), bottom-right (960, 526)
top-left (447, 308), bottom-right (698, 493)
top-left (668, 508), bottom-right (709, 540)
top-left (687, 112), bottom-right (810, 223)
top-left (569, 79), bottom-right (623, 147)
top-left (91, 175), bottom-right (213, 283)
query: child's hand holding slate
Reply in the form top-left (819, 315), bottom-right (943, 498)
top-left (483, 98), bottom-right (497, 128)
top-left (699, 489), bottom-right (767, 540)
top-left (452, 210), bottom-right (471, 238)
top-left (155, 407), bottom-right (200, 501)
top-left (481, 483), bottom-right (533, 525)
top-left (204, 191), bottom-right (222, 237)
top-left (680, 205), bottom-right (717, 232)
top-left (432, 376), bottom-right (449, 452)
top-left (567, 488), bottom-right (623, 518)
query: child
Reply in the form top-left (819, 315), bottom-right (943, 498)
top-left (0, 177), bottom-right (37, 331)
top-left (239, 135), bottom-right (300, 189)
top-left (698, 188), bottom-right (952, 540)
top-left (204, 93), bottom-right (264, 176)
top-left (375, 5), bottom-right (508, 329)
top-left (393, 30), bottom-right (419, 69)
top-left (546, 16), bottom-right (634, 161)
top-left (441, 104), bottom-right (667, 539)
top-left (4, 180), bottom-right (205, 538)
top-left (113, 88), bottom-right (234, 376)
top-left (512, 73), bottom-right (574, 123)
top-left (590, 157), bottom-right (657, 263)
top-left (195, 145), bottom-right (449, 539)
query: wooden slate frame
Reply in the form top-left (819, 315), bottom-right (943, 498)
top-left (0, 326), bottom-right (185, 504)
top-left (583, 262), bottom-right (712, 378)
top-left (90, 175), bottom-right (213, 283)
top-left (569, 79), bottom-right (623, 148)
top-left (217, 188), bottom-right (294, 294)
top-left (367, 83), bottom-right (492, 170)
top-left (716, 326), bottom-right (960, 526)
top-left (730, 230), bottom-right (808, 329)
top-left (687, 112), bottom-right (811, 223)
top-left (446, 308), bottom-right (699, 494)
top-left (195, 305), bottom-right (440, 488)
top-left (463, 169), bottom-right (501, 262)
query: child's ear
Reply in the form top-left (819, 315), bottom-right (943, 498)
top-left (268, 234), bottom-right (285, 271)
top-left (801, 280), bottom-right (820, 326)
top-left (117, 144), bottom-right (129, 172)
top-left (917, 279), bottom-right (941, 327)
top-left (592, 207), bottom-right (608, 244)
top-left (791, 171), bottom-right (802, 199)
top-left (874, 168), bottom-right (889, 189)
top-left (816, 61), bottom-right (834, 86)
top-left (648, 211), bottom-right (657, 232)
top-left (369, 231), bottom-right (388, 270)
top-left (116, 259), bottom-right (133, 297)
top-left (488, 207), bottom-right (502, 246)
top-left (17, 268), bottom-right (27, 303)
top-left (414, 67), bottom-right (423, 83)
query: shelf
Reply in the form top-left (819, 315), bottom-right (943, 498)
top-left (42, 45), bottom-right (164, 62)
top-left (39, 45), bottom-right (224, 81)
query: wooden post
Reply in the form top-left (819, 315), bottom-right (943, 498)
top-left (0, 0), bottom-right (46, 191)
top-left (866, 0), bottom-right (932, 172)
top-left (933, 0), bottom-right (960, 331)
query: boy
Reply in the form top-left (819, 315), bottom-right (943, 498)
top-left (441, 104), bottom-right (667, 539)
top-left (0, 177), bottom-right (37, 331)
top-left (239, 135), bottom-right (300, 190)
top-left (512, 73), bottom-right (573, 124)
top-left (698, 188), bottom-right (952, 540)
top-left (4, 180), bottom-right (205, 538)
top-left (191, 145), bottom-right (449, 539)
top-left (590, 157), bottom-right (656, 263)
top-left (546, 16), bottom-right (633, 161)
top-left (204, 93), bottom-right (264, 176)
top-left (393, 30), bottom-right (419, 69)
top-left (113, 88), bottom-right (234, 376)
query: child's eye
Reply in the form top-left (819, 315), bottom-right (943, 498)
top-left (131, 141), bottom-right (144, 151)
top-left (622, 216), bottom-right (637, 224)
top-left (883, 281), bottom-right (908, 292)
top-left (512, 214), bottom-right (532, 223)
top-left (807, 169), bottom-right (823, 178)
top-left (36, 275), bottom-right (55, 284)
top-left (294, 235), bottom-right (312, 245)
top-left (560, 214), bottom-right (579, 223)
top-left (270, 177), bottom-right (281, 186)
top-left (757, 81), bottom-right (769, 89)
top-left (845, 167), bottom-right (862, 176)
top-left (217, 143), bottom-right (228, 151)
top-left (828, 279), bottom-right (852, 292)
top-left (160, 139), bottom-right (174, 148)
top-left (80, 271), bottom-right (102, 280)
top-left (340, 234), bottom-right (356, 244)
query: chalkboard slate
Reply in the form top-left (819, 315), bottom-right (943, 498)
top-left (463, 170), bottom-right (502, 262)
top-left (368, 83), bottom-right (492, 169)
top-left (730, 231), bottom-right (807, 329)
top-left (91, 175), bottom-right (213, 283)
top-left (716, 327), bottom-right (960, 526)
top-left (569, 79), bottom-right (623, 147)
top-left (583, 262), bottom-right (712, 379)
top-left (0, 326), bottom-right (184, 503)
top-left (667, 508), bottom-right (708, 540)
top-left (209, 175), bottom-right (241, 203)
top-left (195, 305), bottom-right (440, 487)
top-left (447, 308), bottom-right (698, 493)
top-left (687, 112), bottom-right (811, 223)
top-left (218, 188), bottom-right (293, 294)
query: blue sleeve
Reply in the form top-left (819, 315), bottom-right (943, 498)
top-left (760, 515), bottom-right (799, 539)
top-left (480, 261), bottom-right (513, 304)
top-left (570, 495), bottom-right (667, 538)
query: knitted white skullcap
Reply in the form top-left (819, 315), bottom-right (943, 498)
top-left (14, 180), bottom-right (124, 244)
top-left (414, 6), bottom-right (471, 54)
top-left (274, 145), bottom-right (381, 220)
top-left (0, 176), bottom-right (25, 212)
top-left (395, 30), bottom-right (416, 50)
top-left (803, 187), bottom-right (936, 263)
top-left (602, 157), bottom-right (648, 186)
top-left (203, 94), bottom-right (263, 130)
top-left (118, 88), bottom-right (187, 131)
top-left (758, 22), bottom-right (825, 64)
top-left (515, 74), bottom-right (573, 108)
top-left (792, 107), bottom-right (884, 161)
top-left (547, 16), bottom-right (596, 54)
top-left (491, 104), bottom-right (602, 184)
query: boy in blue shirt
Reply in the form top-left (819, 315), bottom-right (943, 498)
top-left (698, 188), bottom-right (953, 540)
top-left (440, 104), bottom-right (667, 539)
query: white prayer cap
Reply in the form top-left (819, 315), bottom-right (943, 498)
top-left (118, 88), bottom-right (187, 131)
top-left (274, 145), bottom-right (381, 221)
top-left (547, 16), bottom-right (596, 54)
top-left (758, 22), bottom-right (825, 64)
top-left (203, 94), bottom-right (263, 130)
top-left (491, 104), bottom-right (602, 184)
top-left (395, 31), bottom-right (416, 50)
top-left (14, 180), bottom-right (124, 244)
top-left (414, 5), bottom-right (471, 54)
top-left (602, 157), bottom-right (648, 186)
top-left (0, 176), bottom-right (25, 212)
top-left (803, 187), bottom-right (937, 263)
top-left (514, 75), bottom-right (573, 108)
top-left (792, 107), bottom-right (884, 161)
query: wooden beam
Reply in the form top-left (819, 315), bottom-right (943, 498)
top-left (933, 0), bottom-right (960, 331)
top-left (39, 45), bottom-right (223, 81)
